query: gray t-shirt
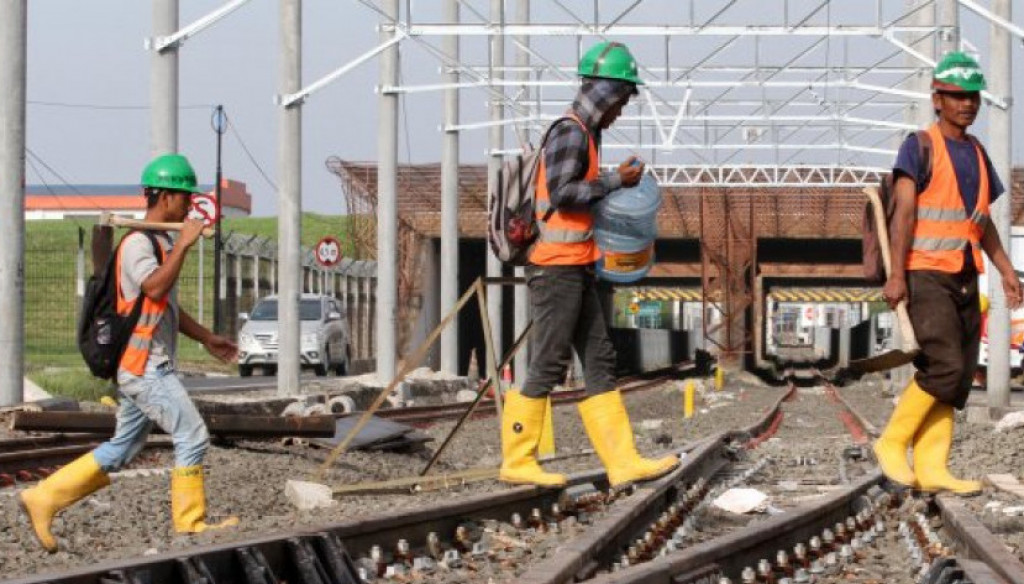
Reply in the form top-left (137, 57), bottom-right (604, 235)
top-left (116, 231), bottom-right (179, 382)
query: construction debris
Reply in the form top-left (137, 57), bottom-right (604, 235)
top-left (285, 480), bottom-right (338, 510)
top-left (309, 415), bottom-right (433, 454)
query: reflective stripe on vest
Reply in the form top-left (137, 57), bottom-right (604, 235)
top-left (907, 123), bottom-right (990, 274)
top-left (528, 114), bottom-right (602, 266)
top-left (115, 233), bottom-right (169, 376)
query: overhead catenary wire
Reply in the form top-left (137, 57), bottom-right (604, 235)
top-left (224, 110), bottom-right (349, 240)
top-left (23, 146), bottom-right (106, 230)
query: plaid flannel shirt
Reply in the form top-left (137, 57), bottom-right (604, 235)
top-left (542, 78), bottom-right (634, 211)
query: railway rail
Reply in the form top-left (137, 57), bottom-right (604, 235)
top-left (5, 371), bottom-right (1024, 584)
top-left (0, 367), bottom-right (685, 487)
top-left (375, 368), bottom-right (687, 425)
top-left (0, 435), bottom-right (171, 488)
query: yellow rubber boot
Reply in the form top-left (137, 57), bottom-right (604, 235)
top-left (579, 390), bottom-right (679, 488)
top-left (873, 380), bottom-right (935, 488)
top-left (171, 466), bottom-right (240, 533)
top-left (499, 391), bottom-right (568, 487)
top-left (18, 452), bottom-right (111, 553)
top-left (913, 404), bottom-right (983, 495)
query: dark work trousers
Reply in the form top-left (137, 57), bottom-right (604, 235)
top-left (907, 265), bottom-right (980, 409)
top-left (521, 264), bottom-right (618, 398)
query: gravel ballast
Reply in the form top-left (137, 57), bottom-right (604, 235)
top-left (0, 380), bottom-right (783, 578)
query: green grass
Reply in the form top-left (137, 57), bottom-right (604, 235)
top-left (26, 365), bottom-right (114, 402)
top-left (23, 213), bottom-right (359, 386)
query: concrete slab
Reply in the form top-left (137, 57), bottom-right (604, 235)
top-left (284, 480), bottom-right (337, 510)
top-left (22, 377), bottom-right (51, 401)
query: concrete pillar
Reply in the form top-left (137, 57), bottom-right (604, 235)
top-left (485, 0), bottom-right (506, 380)
top-left (277, 0), bottom-right (302, 396)
top-left (235, 252), bottom-right (243, 301)
top-left (252, 253), bottom-right (260, 302)
top-left (352, 274), bottom-right (362, 359)
top-left (151, 0), bottom-right (178, 156)
top-left (512, 0), bottom-right (530, 385)
top-left (891, 0), bottom-right (937, 390)
top-left (987, 0), bottom-right (1013, 407)
top-left (0, 0), bottom-right (27, 406)
top-left (76, 228), bottom-right (86, 326)
top-left (838, 309), bottom-right (851, 368)
top-left (362, 275), bottom-right (373, 362)
top-left (413, 242), bottom-right (441, 370)
top-left (341, 274), bottom-right (349, 311)
top-left (376, 0), bottom-right (399, 383)
top-left (937, 0), bottom-right (959, 54)
top-left (440, 0), bottom-right (460, 375)
top-left (369, 276), bottom-right (377, 359)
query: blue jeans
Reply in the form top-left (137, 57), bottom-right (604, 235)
top-left (93, 365), bottom-right (209, 472)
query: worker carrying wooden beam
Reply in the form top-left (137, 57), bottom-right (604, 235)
top-left (874, 52), bottom-right (1023, 496)
top-left (19, 154), bottom-right (240, 553)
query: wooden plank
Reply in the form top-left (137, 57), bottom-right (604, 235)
top-left (331, 467), bottom-right (500, 496)
top-left (986, 473), bottom-right (1024, 499)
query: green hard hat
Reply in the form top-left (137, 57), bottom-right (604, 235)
top-left (578, 41), bottom-right (644, 86)
top-left (141, 154), bottom-right (203, 194)
top-left (933, 51), bottom-right (987, 92)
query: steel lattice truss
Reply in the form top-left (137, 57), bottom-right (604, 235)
top-left (349, 0), bottom-right (1013, 185)
top-left (321, 0), bottom-right (1019, 360)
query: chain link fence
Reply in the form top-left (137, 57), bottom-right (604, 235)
top-left (25, 226), bottom-right (376, 368)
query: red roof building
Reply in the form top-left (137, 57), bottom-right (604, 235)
top-left (24, 179), bottom-right (252, 220)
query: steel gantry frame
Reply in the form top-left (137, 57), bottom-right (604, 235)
top-left (324, 0), bottom-right (1018, 373)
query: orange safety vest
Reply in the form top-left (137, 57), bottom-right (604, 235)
top-left (115, 233), bottom-right (169, 376)
top-left (529, 114), bottom-right (602, 266)
top-left (907, 123), bottom-right (990, 274)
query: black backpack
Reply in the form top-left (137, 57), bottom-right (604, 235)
top-left (78, 231), bottom-right (164, 380)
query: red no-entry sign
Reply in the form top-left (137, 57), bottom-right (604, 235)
top-left (189, 193), bottom-right (219, 227)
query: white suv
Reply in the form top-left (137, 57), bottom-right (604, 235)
top-left (237, 294), bottom-right (350, 377)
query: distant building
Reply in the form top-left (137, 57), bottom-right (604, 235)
top-left (24, 179), bottom-right (252, 221)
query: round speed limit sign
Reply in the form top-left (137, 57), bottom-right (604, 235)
top-left (315, 236), bottom-right (342, 267)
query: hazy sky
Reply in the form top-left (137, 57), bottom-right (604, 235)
top-left (23, 1), bottom-right (1024, 217)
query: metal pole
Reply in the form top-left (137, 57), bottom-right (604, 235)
top-left (987, 0), bottom-right (1013, 408)
top-left (212, 105), bottom-right (226, 334)
top-left (486, 0), bottom-right (505, 380)
top-left (278, 0), bottom-right (302, 395)
top-left (937, 0), bottom-right (958, 54)
top-left (151, 0), bottom-right (178, 156)
top-left (0, 0), bottom-right (26, 407)
top-left (910, 0), bottom-right (935, 129)
top-left (440, 0), bottom-right (460, 375)
top-left (377, 0), bottom-right (399, 383)
top-left (513, 0), bottom-right (530, 385)
top-left (891, 0), bottom-right (935, 391)
top-left (198, 237), bottom-right (204, 325)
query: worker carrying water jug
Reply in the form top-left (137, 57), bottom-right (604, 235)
top-left (499, 41), bottom-right (679, 489)
top-left (874, 52), bottom-right (1022, 495)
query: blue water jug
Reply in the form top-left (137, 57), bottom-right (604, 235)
top-left (593, 173), bottom-right (661, 283)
